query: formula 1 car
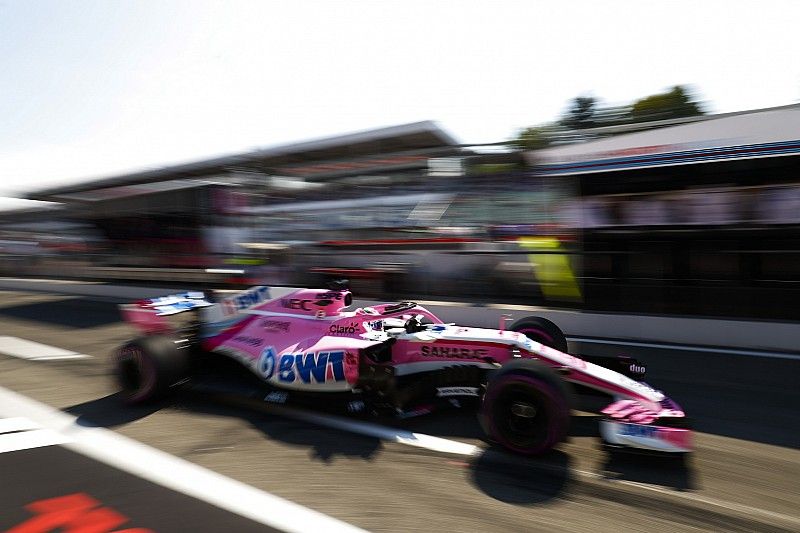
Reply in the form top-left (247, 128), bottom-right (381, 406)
top-left (115, 283), bottom-right (692, 456)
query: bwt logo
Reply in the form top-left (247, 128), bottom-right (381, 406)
top-left (260, 347), bottom-right (346, 384)
top-left (223, 286), bottom-right (270, 314)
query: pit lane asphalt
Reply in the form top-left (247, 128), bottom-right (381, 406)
top-left (0, 289), bottom-right (798, 532)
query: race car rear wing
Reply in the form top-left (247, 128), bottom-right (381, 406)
top-left (121, 286), bottom-right (274, 334)
top-left (120, 292), bottom-right (213, 334)
top-left (139, 292), bottom-right (213, 316)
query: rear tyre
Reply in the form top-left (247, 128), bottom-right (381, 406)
top-left (509, 316), bottom-right (568, 353)
top-left (479, 360), bottom-right (571, 455)
top-left (115, 335), bottom-right (189, 404)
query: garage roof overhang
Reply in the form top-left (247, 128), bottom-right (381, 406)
top-left (28, 121), bottom-right (460, 202)
top-left (527, 104), bottom-right (800, 176)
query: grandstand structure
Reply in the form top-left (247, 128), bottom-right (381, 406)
top-left (20, 121), bottom-right (473, 262)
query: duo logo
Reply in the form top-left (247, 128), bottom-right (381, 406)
top-left (276, 351), bottom-right (346, 384)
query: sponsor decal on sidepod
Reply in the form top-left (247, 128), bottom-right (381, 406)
top-left (420, 345), bottom-right (488, 359)
top-left (259, 346), bottom-right (346, 384)
top-left (261, 319), bottom-right (290, 332)
top-left (233, 335), bottom-right (264, 347)
top-left (329, 323), bottom-right (360, 335)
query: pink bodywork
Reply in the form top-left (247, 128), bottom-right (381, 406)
top-left (122, 287), bottom-right (686, 430)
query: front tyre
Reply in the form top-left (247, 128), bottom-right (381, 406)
top-left (509, 316), bottom-right (569, 353)
top-left (479, 360), bottom-right (570, 455)
top-left (115, 335), bottom-right (189, 404)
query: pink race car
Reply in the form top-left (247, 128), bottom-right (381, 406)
top-left (115, 283), bottom-right (691, 456)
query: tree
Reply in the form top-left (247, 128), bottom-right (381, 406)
top-left (629, 85), bottom-right (704, 123)
top-left (510, 85), bottom-right (708, 151)
top-left (509, 126), bottom-right (553, 151)
top-left (559, 96), bottom-right (598, 130)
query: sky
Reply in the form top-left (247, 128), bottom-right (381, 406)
top-left (1, 0), bottom-right (799, 209)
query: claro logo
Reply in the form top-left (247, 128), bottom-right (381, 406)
top-left (329, 323), bottom-right (359, 335)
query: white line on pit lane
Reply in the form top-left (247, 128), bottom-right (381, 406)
top-left (0, 425), bottom-right (70, 453)
top-left (568, 336), bottom-right (800, 361)
top-left (0, 337), bottom-right (91, 361)
top-left (0, 336), bottom-right (91, 361)
top-left (0, 386), bottom-right (365, 533)
top-left (0, 417), bottom-right (71, 453)
top-left (261, 402), bottom-right (482, 456)
top-left (0, 417), bottom-right (42, 434)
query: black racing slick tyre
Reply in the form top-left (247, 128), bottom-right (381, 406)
top-left (479, 359), bottom-right (571, 456)
top-left (509, 316), bottom-right (569, 353)
top-left (115, 335), bottom-right (189, 404)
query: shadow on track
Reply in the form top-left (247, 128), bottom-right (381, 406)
top-left (178, 391), bottom-right (384, 463)
top-left (178, 383), bottom-right (578, 505)
top-left (470, 448), bottom-right (572, 504)
top-left (600, 452), bottom-right (696, 491)
top-left (65, 392), bottom-right (166, 427)
top-left (0, 297), bottom-right (121, 328)
top-left (65, 389), bottom-right (383, 462)
top-left (63, 386), bottom-right (691, 503)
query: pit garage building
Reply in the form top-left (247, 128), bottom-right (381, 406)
top-left (525, 104), bottom-right (800, 319)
